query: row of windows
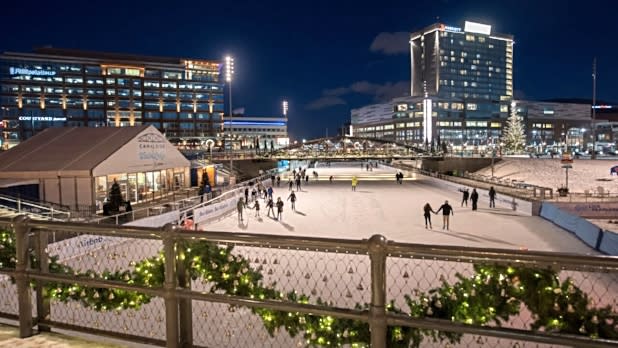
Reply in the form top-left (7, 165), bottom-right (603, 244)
top-left (2, 61), bottom-right (220, 82)
top-left (228, 128), bottom-right (285, 133)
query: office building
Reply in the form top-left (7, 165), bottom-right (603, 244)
top-left (352, 98), bottom-right (594, 152)
top-left (0, 48), bottom-right (224, 149)
top-left (224, 115), bottom-right (289, 150)
top-left (408, 21), bottom-right (514, 145)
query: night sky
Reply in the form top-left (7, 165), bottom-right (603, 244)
top-left (1, 0), bottom-right (616, 140)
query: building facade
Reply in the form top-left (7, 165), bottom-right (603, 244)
top-left (0, 48), bottom-right (224, 149)
top-left (408, 21), bottom-right (514, 145)
top-left (223, 115), bottom-right (289, 150)
top-left (352, 98), bottom-right (593, 153)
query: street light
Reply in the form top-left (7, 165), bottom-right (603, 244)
top-left (225, 55), bottom-right (235, 175)
top-left (282, 100), bottom-right (288, 117)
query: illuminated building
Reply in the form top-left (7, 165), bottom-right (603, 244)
top-left (0, 48), bottom-right (224, 149)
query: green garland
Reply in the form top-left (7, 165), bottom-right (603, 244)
top-left (1, 229), bottom-right (617, 347)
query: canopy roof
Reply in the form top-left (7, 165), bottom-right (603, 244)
top-left (0, 126), bottom-right (159, 178)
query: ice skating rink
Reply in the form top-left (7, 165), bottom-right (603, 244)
top-left (201, 164), bottom-right (596, 254)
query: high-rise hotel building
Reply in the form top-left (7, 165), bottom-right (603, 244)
top-left (354, 21), bottom-right (515, 147)
top-left (0, 48), bottom-right (224, 149)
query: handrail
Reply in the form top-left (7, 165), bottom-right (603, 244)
top-left (7, 217), bottom-right (618, 269)
top-left (0, 194), bottom-right (71, 220)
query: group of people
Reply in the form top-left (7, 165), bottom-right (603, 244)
top-left (395, 172), bottom-right (404, 184)
top-left (238, 167), bottom-right (312, 223)
top-left (423, 200), bottom-right (454, 230)
top-left (423, 186), bottom-right (498, 230)
top-left (459, 186), bottom-right (496, 210)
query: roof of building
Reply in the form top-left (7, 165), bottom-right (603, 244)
top-left (1, 47), bottom-right (219, 66)
top-left (0, 126), bottom-right (149, 175)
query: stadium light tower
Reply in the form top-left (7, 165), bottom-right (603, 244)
top-left (225, 56), bottom-right (235, 173)
top-left (282, 100), bottom-right (288, 117)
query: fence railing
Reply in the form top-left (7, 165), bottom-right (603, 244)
top-left (1, 216), bottom-right (618, 348)
top-left (0, 195), bottom-right (71, 221)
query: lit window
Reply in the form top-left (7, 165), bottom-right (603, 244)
top-left (466, 103), bottom-right (477, 111)
top-left (466, 34), bottom-right (475, 41)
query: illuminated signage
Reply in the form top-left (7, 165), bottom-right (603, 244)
top-left (223, 121), bottom-right (286, 126)
top-left (464, 21), bottom-right (492, 35)
top-left (440, 24), bottom-right (462, 33)
top-left (10, 67), bottom-right (57, 76)
top-left (592, 105), bottom-right (613, 109)
top-left (543, 109), bottom-right (555, 115)
top-left (396, 104), bottom-right (408, 112)
top-left (18, 116), bottom-right (67, 122)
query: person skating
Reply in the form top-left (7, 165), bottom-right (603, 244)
top-left (244, 187), bottom-right (249, 203)
top-left (423, 202), bottom-right (435, 229)
top-left (351, 176), bottom-right (358, 191)
top-left (489, 186), bottom-right (497, 208)
top-left (236, 197), bottom-right (246, 222)
top-left (253, 200), bottom-right (261, 217)
top-left (287, 191), bottom-right (297, 211)
top-left (435, 200), bottom-right (454, 230)
top-left (461, 188), bottom-right (469, 207)
top-left (266, 197), bottom-right (275, 217)
top-left (276, 197), bottom-right (284, 220)
top-left (267, 186), bottom-right (274, 200)
top-left (276, 175), bottom-right (281, 187)
top-left (288, 179), bottom-right (293, 191)
top-left (329, 175), bottom-right (334, 183)
top-left (470, 189), bottom-right (479, 211)
top-left (296, 176), bottom-right (302, 191)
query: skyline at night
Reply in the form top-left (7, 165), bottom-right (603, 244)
top-left (2, 0), bottom-right (617, 140)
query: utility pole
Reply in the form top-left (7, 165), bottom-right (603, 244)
top-left (591, 57), bottom-right (597, 160)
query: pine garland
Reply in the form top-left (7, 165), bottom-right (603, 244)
top-left (1, 229), bottom-right (617, 347)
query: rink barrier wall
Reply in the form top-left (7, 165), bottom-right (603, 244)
top-left (192, 178), bottom-right (272, 226)
top-left (124, 210), bottom-right (180, 228)
top-left (539, 202), bottom-right (618, 255)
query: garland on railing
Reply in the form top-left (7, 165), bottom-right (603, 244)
top-left (1, 228), bottom-right (617, 347)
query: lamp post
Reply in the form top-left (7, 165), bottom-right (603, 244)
top-left (282, 100), bottom-right (288, 151)
top-left (225, 56), bottom-right (235, 174)
top-left (591, 57), bottom-right (597, 160)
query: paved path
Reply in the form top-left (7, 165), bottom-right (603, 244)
top-left (0, 324), bottom-right (129, 347)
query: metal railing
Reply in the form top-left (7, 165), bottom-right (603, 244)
top-left (1, 216), bottom-right (618, 348)
top-left (0, 194), bottom-right (71, 221)
top-left (92, 170), bottom-right (280, 225)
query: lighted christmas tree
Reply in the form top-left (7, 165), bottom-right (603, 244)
top-left (501, 103), bottom-right (526, 153)
top-left (108, 179), bottom-right (124, 212)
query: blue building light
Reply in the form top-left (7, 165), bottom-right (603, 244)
top-left (224, 121), bottom-right (286, 126)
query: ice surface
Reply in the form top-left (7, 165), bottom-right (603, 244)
top-left (201, 164), bottom-right (596, 254)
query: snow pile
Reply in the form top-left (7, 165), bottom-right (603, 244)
top-left (475, 158), bottom-right (618, 194)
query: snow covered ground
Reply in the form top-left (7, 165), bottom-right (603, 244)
top-left (475, 157), bottom-right (618, 194)
top-left (201, 165), bottom-right (596, 254)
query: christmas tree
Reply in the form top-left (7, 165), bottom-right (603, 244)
top-left (108, 179), bottom-right (124, 212)
top-left (501, 104), bottom-right (526, 153)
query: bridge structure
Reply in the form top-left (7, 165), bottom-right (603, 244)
top-left (187, 136), bottom-right (440, 161)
